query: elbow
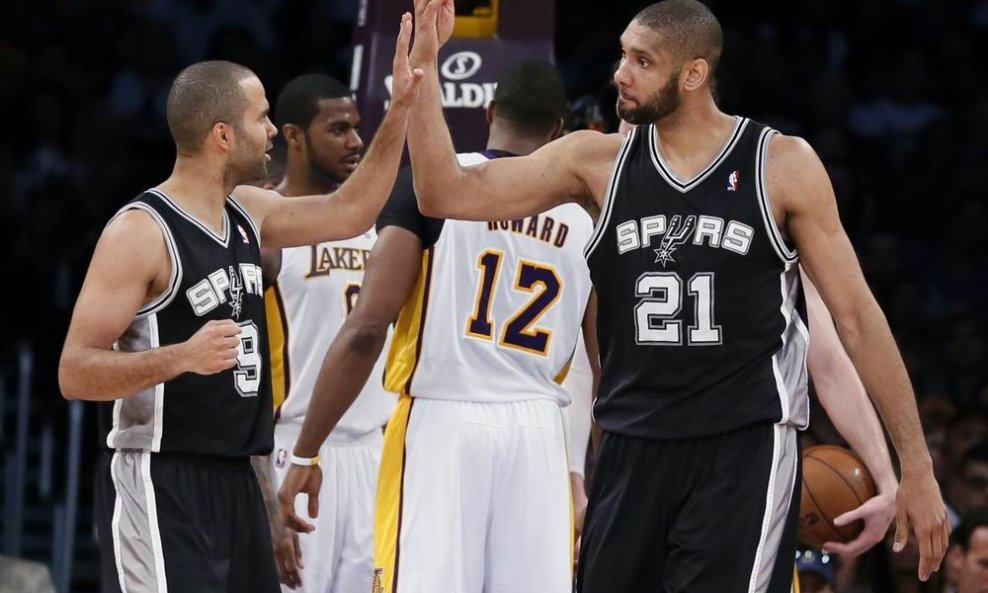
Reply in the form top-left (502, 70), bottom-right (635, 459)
top-left (411, 177), bottom-right (449, 218)
top-left (342, 322), bottom-right (388, 358)
top-left (58, 356), bottom-right (81, 400)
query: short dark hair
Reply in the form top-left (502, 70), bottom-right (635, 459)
top-left (492, 59), bottom-right (567, 135)
top-left (634, 0), bottom-right (723, 74)
top-left (166, 60), bottom-right (257, 155)
top-left (275, 74), bottom-right (351, 129)
top-left (953, 507), bottom-right (988, 551)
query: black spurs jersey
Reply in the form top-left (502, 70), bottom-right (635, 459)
top-left (585, 118), bottom-right (809, 440)
top-left (100, 189), bottom-right (273, 457)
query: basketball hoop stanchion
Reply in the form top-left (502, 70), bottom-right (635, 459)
top-left (350, 0), bottom-right (556, 152)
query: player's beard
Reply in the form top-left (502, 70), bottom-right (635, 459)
top-left (304, 134), bottom-right (349, 190)
top-left (617, 72), bottom-right (682, 126)
top-left (226, 128), bottom-right (268, 187)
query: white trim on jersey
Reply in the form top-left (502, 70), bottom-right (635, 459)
top-left (747, 425), bottom-right (799, 593)
top-left (648, 117), bottom-right (749, 192)
top-left (226, 195), bottom-right (262, 247)
top-left (772, 266), bottom-right (810, 429)
top-left (149, 314), bottom-right (165, 452)
top-left (109, 452), bottom-right (128, 593)
top-left (754, 128), bottom-right (798, 264)
top-left (111, 202), bottom-right (183, 319)
top-left (584, 127), bottom-right (638, 259)
top-left (141, 452), bottom-right (169, 593)
top-left (147, 188), bottom-right (231, 247)
top-left (106, 398), bottom-right (122, 449)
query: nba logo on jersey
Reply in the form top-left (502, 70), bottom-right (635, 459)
top-left (275, 448), bottom-right (287, 469)
top-left (727, 170), bottom-right (740, 191)
top-left (238, 224), bottom-right (251, 244)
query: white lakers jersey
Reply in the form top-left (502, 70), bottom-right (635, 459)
top-left (266, 229), bottom-right (396, 436)
top-left (382, 152), bottom-right (594, 405)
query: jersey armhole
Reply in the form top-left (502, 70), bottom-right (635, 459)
top-left (227, 195), bottom-right (263, 247)
top-left (755, 128), bottom-right (799, 265)
top-left (113, 203), bottom-right (183, 318)
top-left (583, 127), bottom-right (638, 260)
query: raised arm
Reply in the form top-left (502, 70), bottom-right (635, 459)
top-left (232, 13), bottom-right (424, 248)
top-left (771, 134), bottom-right (948, 581)
top-left (405, 0), bottom-right (614, 221)
top-left (803, 269), bottom-right (897, 557)
top-left (59, 211), bottom-right (242, 400)
top-left (278, 224), bottom-right (424, 533)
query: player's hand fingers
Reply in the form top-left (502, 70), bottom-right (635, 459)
top-left (213, 319), bottom-right (242, 336)
top-left (283, 506), bottom-right (315, 533)
top-left (295, 532), bottom-right (304, 570)
top-left (395, 12), bottom-right (411, 60)
top-left (916, 522), bottom-right (934, 581)
top-left (892, 504), bottom-right (909, 553)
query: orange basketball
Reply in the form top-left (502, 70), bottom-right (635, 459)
top-left (798, 445), bottom-right (877, 548)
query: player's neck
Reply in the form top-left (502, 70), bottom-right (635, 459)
top-left (277, 161), bottom-right (337, 197)
top-left (652, 100), bottom-right (736, 171)
top-left (486, 124), bottom-right (546, 157)
top-left (159, 157), bottom-right (233, 233)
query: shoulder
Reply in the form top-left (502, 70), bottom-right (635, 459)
top-left (764, 133), bottom-right (831, 211)
top-left (231, 184), bottom-right (282, 218)
top-left (96, 208), bottom-right (168, 276)
top-left (551, 130), bottom-right (624, 161)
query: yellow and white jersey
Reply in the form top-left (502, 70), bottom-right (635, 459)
top-left (265, 229), bottom-right (396, 437)
top-left (380, 152), bottom-right (594, 406)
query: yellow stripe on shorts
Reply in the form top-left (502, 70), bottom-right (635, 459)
top-left (373, 394), bottom-right (414, 593)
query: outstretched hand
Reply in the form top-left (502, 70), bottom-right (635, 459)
top-left (411, 0), bottom-right (455, 64)
top-left (892, 469), bottom-right (950, 582)
top-left (389, 12), bottom-right (426, 109)
top-left (823, 490), bottom-right (895, 557)
top-left (278, 464), bottom-right (323, 534)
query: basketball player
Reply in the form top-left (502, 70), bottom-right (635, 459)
top-left (278, 59), bottom-right (598, 593)
top-left (250, 73), bottom-right (397, 592)
top-left (405, 0), bottom-right (948, 590)
top-left (57, 15), bottom-right (424, 593)
top-left (950, 508), bottom-right (988, 593)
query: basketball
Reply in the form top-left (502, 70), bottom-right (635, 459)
top-left (799, 445), bottom-right (877, 548)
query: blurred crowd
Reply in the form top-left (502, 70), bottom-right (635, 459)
top-left (2, 0), bottom-right (987, 591)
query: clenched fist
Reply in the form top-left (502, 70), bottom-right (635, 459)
top-left (181, 319), bottom-right (242, 375)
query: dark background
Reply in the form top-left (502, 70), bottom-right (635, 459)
top-left (1, 0), bottom-right (987, 591)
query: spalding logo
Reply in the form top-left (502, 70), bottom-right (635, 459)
top-left (441, 51), bottom-right (482, 81)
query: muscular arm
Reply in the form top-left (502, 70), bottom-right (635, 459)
top-left (804, 270), bottom-right (896, 495)
top-left (58, 211), bottom-right (217, 400)
top-left (771, 134), bottom-right (948, 578)
top-left (291, 226), bottom-right (423, 457)
top-left (406, 0), bottom-right (612, 221)
top-left (231, 14), bottom-right (421, 248)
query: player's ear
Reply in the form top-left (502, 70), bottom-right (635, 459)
top-left (212, 122), bottom-right (232, 151)
top-left (682, 58), bottom-right (709, 92)
top-left (485, 101), bottom-right (496, 125)
top-left (283, 124), bottom-right (303, 148)
top-left (680, 58), bottom-right (710, 91)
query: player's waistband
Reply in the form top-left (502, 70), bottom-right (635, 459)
top-left (105, 449), bottom-right (253, 470)
top-left (274, 420), bottom-right (383, 448)
top-left (407, 391), bottom-right (566, 406)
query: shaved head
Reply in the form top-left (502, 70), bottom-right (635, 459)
top-left (634, 0), bottom-right (723, 74)
top-left (166, 60), bottom-right (257, 155)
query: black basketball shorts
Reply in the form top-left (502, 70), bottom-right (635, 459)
top-left (577, 423), bottom-right (802, 593)
top-left (95, 450), bottom-right (279, 593)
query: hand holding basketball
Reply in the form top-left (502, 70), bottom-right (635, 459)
top-left (799, 446), bottom-right (878, 549)
top-left (823, 489), bottom-right (895, 557)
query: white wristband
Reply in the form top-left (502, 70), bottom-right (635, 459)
top-left (290, 453), bottom-right (320, 467)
